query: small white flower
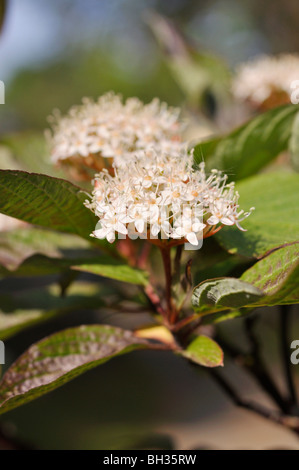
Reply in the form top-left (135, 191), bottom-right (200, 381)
top-left (47, 92), bottom-right (185, 172)
top-left (85, 149), bottom-right (254, 245)
top-left (232, 54), bottom-right (299, 107)
top-left (93, 209), bottom-right (128, 243)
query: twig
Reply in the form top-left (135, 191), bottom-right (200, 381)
top-left (216, 320), bottom-right (288, 413)
top-left (173, 245), bottom-right (183, 280)
top-left (209, 369), bottom-right (299, 435)
top-left (244, 315), bottom-right (289, 413)
top-left (138, 242), bottom-right (151, 270)
top-left (144, 283), bottom-right (166, 318)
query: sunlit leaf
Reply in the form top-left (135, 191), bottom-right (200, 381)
top-left (0, 170), bottom-right (97, 240)
top-left (216, 172), bottom-right (299, 257)
top-left (179, 335), bottom-right (223, 367)
top-left (241, 243), bottom-right (299, 306)
top-left (193, 105), bottom-right (299, 180)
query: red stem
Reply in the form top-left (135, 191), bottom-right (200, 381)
top-left (160, 245), bottom-right (177, 324)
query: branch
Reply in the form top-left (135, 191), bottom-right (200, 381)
top-left (216, 318), bottom-right (288, 414)
top-left (144, 283), bottom-right (166, 318)
top-left (244, 315), bottom-right (289, 413)
top-left (209, 369), bottom-right (299, 436)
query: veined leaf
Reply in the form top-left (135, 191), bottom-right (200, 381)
top-left (192, 244), bottom-right (299, 319)
top-left (178, 335), bottom-right (223, 367)
top-left (241, 243), bottom-right (299, 306)
top-left (216, 172), bottom-right (299, 258)
top-left (193, 105), bottom-right (299, 180)
top-left (0, 325), bottom-right (151, 415)
top-left (192, 277), bottom-right (263, 314)
top-left (0, 170), bottom-right (97, 240)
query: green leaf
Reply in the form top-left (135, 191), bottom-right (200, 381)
top-left (193, 105), bottom-right (299, 181)
top-left (0, 170), bottom-right (97, 240)
top-left (0, 325), bottom-right (151, 415)
top-left (179, 335), bottom-right (223, 367)
top-left (192, 278), bottom-right (263, 314)
top-left (216, 172), bottom-right (299, 257)
top-left (73, 261), bottom-right (149, 286)
top-left (241, 243), bottom-right (299, 306)
top-left (192, 244), bottom-right (299, 320)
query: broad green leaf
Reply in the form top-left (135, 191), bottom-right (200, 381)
top-left (216, 172), bottom-right (299, 257)
top-left (0, 325), bottom-right (151, 415)
top-left (0, 170), bottom-right (97, 240)
top-left (241, 243), bottom-right (299, 306)
top-left (193, 105), bottom-right (299, 180)
top-left (192, 278), bottom-right (263, 314)
top-left (178, 335), bottom-right (223, 367)
top-left (0, 253), bottom-right (149, 286)
top-left (192, 244), bottom-right (299, 319)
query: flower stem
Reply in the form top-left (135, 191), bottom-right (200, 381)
top-left (159, 244), bottom-right (177, 324)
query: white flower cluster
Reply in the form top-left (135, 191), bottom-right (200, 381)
top-left (86, 149), bottom-right (254, 246)
top-left (47, 92), bottom-right (184, 168)
top-left (232, 54), bottom-right (299, 106)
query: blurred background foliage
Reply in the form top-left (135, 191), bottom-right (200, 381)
top-left (0, 0), bottom-right (299, 450)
